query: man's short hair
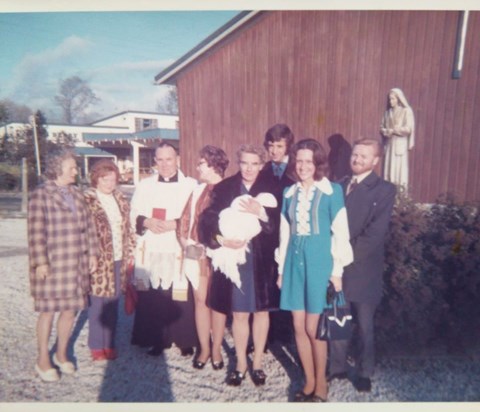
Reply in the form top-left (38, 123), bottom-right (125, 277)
top-left (156, 142), bottom-right (178, 155)
top-left (353, 138), bottom-right (383, 157)
top-left (264, 123), bottom-right (295, 150)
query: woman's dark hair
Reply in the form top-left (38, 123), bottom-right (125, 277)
top-left (199, 145), bottom-right (229, 177)
top-left (89, 159), bottom-right (120, 188)
top-left (289, 138), bottom-right (329, 181)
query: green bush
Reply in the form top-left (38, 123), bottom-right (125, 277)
top-left (377, 192), bottom-right (480, 354)
top-left (0, 163), bottom-right (21, 190)
top-left (0, 162), bottom-right (41, 191)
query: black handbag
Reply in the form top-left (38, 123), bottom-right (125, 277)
top-left (316, 285), bottom-right (353, 341)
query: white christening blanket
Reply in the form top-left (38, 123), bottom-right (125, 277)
top-left (206, 192), bottom-right (277, 288)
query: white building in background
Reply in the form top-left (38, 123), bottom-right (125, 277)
top-left (0, 111), bottom-right (179, 184)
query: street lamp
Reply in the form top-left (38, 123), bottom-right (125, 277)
top-left (29, 114), bottom-right (41, 176)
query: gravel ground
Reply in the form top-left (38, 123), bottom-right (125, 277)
top-left (0, 218), bottom-right (479, 405)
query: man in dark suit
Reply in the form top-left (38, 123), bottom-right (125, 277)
top-left (328, 138), bottom-right (396, 392)
top-left (260, 123), bottom-right (295, 189)
top-left (259, 124), bottom-right (295, 348)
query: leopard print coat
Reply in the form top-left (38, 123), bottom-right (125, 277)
top-left (84, 187), bottom-right (136, 297)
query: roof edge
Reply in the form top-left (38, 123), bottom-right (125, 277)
top-left (154, 10), bottom-right (262, 85)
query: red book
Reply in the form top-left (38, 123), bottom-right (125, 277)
top-left (152, 208), bottom-right (166, 220)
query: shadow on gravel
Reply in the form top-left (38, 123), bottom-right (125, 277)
top-left (97, 297), bottom-right (174, 402)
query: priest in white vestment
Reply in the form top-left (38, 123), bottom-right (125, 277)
top-left (130, 143), bottom-right (197, 356)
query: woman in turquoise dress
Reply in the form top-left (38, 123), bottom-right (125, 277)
top-left (276, 138), bottom-right (353, 402)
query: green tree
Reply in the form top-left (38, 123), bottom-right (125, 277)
top-left (13, 111), bottom-right (49, 175)
top-left (54, 76), bottom-right (99, 124)
top-left (0, 99), bottom-right (32, 123)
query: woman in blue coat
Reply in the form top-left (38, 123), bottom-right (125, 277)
top-left (276, 138), bottom-right (353, 402)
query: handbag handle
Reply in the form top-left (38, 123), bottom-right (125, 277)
top-left (335, 290), bottom-right (347, 307)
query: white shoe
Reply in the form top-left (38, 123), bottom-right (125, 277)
top-left (35, 364), bottom-right (60, 382)
top-left (52, 353), bottom-right (76, 375)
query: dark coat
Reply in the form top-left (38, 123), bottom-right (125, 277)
top-left (198, 172), bottom-right (281, 314)
top-left (260, 161), bottom-right (295, 194)
top-left (340, 171), bottom-right (396, 304)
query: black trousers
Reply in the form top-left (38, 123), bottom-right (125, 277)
top-left (328, 300), bottom-right (378, 378)
top-left (131, 283), bottom-right (198, 350)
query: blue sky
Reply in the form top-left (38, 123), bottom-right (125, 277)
top-left (0, 10), bottom-right (239, 122)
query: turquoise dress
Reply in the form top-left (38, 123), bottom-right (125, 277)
top-left (278, 178), bottom-right (353, 314)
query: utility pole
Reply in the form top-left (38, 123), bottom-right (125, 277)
top-left (21, 158), bottom-right (27, 213)
top-left (29, 114), bottom-right (41, 176)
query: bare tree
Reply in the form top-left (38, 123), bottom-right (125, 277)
top-left (156, 86), bottom-right (178, 115)
top-left (54, 76), bottom-right (99, 124)
top-left (0, 99), bottom-right (32, 123)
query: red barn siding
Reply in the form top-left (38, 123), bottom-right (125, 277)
top-left (175, 10), bottom-right (479, 203)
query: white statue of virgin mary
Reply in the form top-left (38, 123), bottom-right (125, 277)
top-left (380, 88), bottom-right (415, 189)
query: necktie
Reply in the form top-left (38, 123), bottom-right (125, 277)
top-left (273, 163), bottom-right (285, 178)
top-left (347, 178), bottom-right (358, 195)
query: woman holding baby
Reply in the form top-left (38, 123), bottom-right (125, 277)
top-left (198, 144), bottom-right (281, 387)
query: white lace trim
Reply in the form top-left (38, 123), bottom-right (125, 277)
top-left (295, 185), bottom-right (315, 235)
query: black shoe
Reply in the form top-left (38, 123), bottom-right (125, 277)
top-left (353, 376), bottom-right (372, 392)
top-left (327, 371), bottom-right (348, 382)
top-left (180, 347), bottom-right (194, 357)
top-left (147, 346), bottom-right (164, 356)
top-left (311, 394), bottom-right (327, 402)
top-left (251, 369), bottom-right (266, 386)
top-left (293, 390), bottom-right (314, 402)
top-left (211, 358), bottom-right (224, 370)
top-left (193, 357), bottom-right (209, 369)
top-left (226, 370), bottom-right (247, 386)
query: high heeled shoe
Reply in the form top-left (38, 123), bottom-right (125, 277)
top-left (293, 390), bottom-right (314, 402)
top-left (211, 358), bottom-right (224, 370)
top-left (52, 353), bottom-right (75, 374)
top-left (251, 369), bottom-right (267, 386)
top-left (193, 356), bottom-right (209, 370)
top-left (226, 370), bottom-right (247, 386)
top-left (311, 394), bottom-right (327, 402)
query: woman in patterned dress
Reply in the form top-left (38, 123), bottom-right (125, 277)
top-left (84, 159), bottom-right (135, 361)
top-left (276, 138), bottom-right (353, 402)
top-left (28, 149), bottom-right (98, 382)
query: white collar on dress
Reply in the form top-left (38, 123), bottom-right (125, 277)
top-left (285, 177), bottom-right (333, 198)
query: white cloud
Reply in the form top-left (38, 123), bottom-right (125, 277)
top-left (3, 36), bottom-right (173, 121)
top-left (91, 59), bottom-right (174, 75)
top-left (6, 35), bottom-right (93, 103)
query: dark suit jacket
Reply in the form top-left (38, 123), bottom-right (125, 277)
top-left (260, 161), bottom-right (295, 192)
top-left (341, 171), bottom-right (396, 304)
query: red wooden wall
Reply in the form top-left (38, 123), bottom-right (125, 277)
top-left (175, 10), bottom-right (480, 203)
